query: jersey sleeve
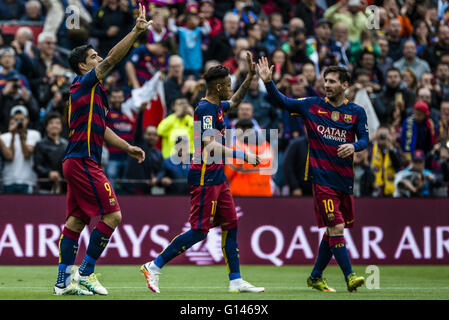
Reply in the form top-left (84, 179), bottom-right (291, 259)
top-left (79, 68), bottom-right (99, 88)
top-left (221, 101), bottom-right (231, 113)
top-left (352, 107), bottom-right (369, 152)
top-left (264, 80), bottom-right (314, 117)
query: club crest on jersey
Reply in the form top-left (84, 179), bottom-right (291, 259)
top-left (203, 116), bottom-right (213, 129)
top-left (109, 198), bottom-right (116, 206)
top-left (344, 114), bottom-right (352, 124)
top-left (331, 111), bottom-right (340, 121)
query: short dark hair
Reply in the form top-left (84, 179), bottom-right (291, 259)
top-left (235, 118), bottom-right (254, 130)
top-left (354, 68), bottom-right (371, 80)
top-left (44, 111), bottom-right (63, 129)
top-left (69, 44), bottom-right (93, 75)
top-left (323, 65), bottom-right (350, 84)
top-left (203, 65), bottom-right (230, 88)
top-left (386, 66), bottom-right (401, 76)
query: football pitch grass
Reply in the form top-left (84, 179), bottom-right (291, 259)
top-left (0, 265), bottom-right (448, 300)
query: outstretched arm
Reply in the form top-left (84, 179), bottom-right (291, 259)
top-left (229, 51), bottom-right (257, 110)
top-left (105, 127), bottom-right (145, 163)
top-left (96, 4), bottom-right (152, 80)
top-left (257, 56), bottom-right (309, 114)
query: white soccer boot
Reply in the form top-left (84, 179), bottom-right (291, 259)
top-left (228, 279), bottom-right (265, 293)
top-left (74, 269), bottom-right (108, 295)
top-left (140, 262), bottom-right (161, 294)
top-left (53, 282), bottom-right (93, 296)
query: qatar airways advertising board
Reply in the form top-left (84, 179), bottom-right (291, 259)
top-left (0, 196), bottom-right (448, 265)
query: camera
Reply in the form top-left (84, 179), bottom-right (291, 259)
top-left (13, 83), bottom-right (20, 90)
top-left (17, 120), bottom-right (23, 130)
top-left (379, 133), bottom-right (387, 140)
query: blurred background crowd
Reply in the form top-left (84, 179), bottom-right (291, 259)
top-left (0, 0), bottom-right (449, 198)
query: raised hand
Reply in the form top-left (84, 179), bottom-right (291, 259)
top-left (257, 56), bottom-right (274, 83)
top-left (246, 51), bottom-right (256, 77)
top-left (134, 3), bottom-right (153, 32)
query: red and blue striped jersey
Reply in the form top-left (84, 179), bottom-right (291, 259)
top-left (128, 44), bottom-right (168, 85)
top-left (265, 80), bottom-right (369, 194)
top-left (188, 98), bottom-right (230, 186)
top-left (64, 68), bottom-right (109, 164)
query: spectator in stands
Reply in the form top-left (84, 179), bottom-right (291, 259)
top-left (427, 141), bottom-right (449, 197)
top-left (245, 22), bottom-right (268, 61)
top-left (412, 19), bottom-right (431, 56)
top-left (0, 0), bottom-right (25, 21)
top-left (105, 88), bottom-right (135, 192)
top-left (90, 0), bottom-right (134, 58)
top-left (349, 29), bottom-right (381, 65)
top-left (353, 148), bottom-right (375, 197)
top-left (415, 86), bottom-right (439, 121)
top-left (332, 22), bottom-right (350, 54)
top-left (306, 18), bottom-right (348, 73)
top-left (393, 39), bottom-right (431, 79)
top-left (354, 50), bottom-right (384, 87)
top-left (232, 0), bottom-right (258, 26)
top-left (394, 149), bottom-right (436, 197)
top-left (243, 75), bottom-right (278, 130)
top-left (222, 38), bottom-right (250, 74)
top-left (293, 0), bottom-right (324, 37)
top-left (373, 67), bottom-right (415, 126)
top-left (438, 100), bottom-right (449, 142)
top-left (29, 32), bottom-right (68, 107)
top-left (125, 40), bottom-right (170, 90)
top-left (347, 68), bottom-right (381, 100)
top-left (20, 0), bottom-right (44, 22)
top-left (0, 47), bottom-right (30, 91)
top-left (324, 0), bottom-right (367, 42)
top-left (229, 102), bottom-right (261, 132)
top-left (200, 0), bottom-right (223, 37)
top-left (33, 112), bottom-right (67, 194)
top-left (10, 27), bottom-right (36, 76)
top-left (386, 18), bottom-right (405, 62)
top-left (282, 135), bottom-right (312, 197)
top-left (168, 10), bottom-right (211, 79)
top-left (157, 97), bottom-right (194, 159)
top-left (377, 36), bottom-right (394, 79)
top-left (282, 27), bottom-right (311, 74)
top-left (268, 12), bottom-right (288, 45)
top-left (0, 70), bottom-right (39, 132)
top-left (422, 24), bottom-right (449, 70)
top-left (435, 62), bottom-right (449, 98)
top-left (206, 11), bottom-right (240, 62)
top-left (401, 101), bottom-right (437, 161)
top-left (269, 48), bottom-right (294, 84)
top-left (0, 106), bottom-right (41, 194)
top-left (224, 119), bottom-right (273, 197)
top-left (164, 55), bottom-right (185, 114)
top-left (370, 125), bottom-right (402, 197)
top-left (123, 114), bottom-right (163, 195)
top-left (147, 7), bottom-right (171, 44)
top-left (402, 69), bottom-right (418, 92)
top-left (156, 136), bottom-right (191, 195)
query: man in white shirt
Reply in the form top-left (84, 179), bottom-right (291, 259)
top-left (0, 105), bottom-right (41, 193)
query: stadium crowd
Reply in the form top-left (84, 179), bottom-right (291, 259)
top-left (0, 0), bottom-right (448, 198)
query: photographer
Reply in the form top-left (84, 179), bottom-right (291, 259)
top-left (33, 112), bottom-right (67, 194)
top-left (0, 106), bottom-right (41, 194)
top-left (394, 149), bottom-right (436, 198)
top-left (0, 70), bottom-right (39, 133)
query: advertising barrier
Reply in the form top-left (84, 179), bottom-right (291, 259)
top-left (0, 195), bottom-right (448, 265)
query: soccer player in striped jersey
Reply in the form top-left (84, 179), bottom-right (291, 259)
top-left (53, 4), bottom-right (149, 296)
top-left (141, 52), bottom-right (265, 294)
top-left (258, 57), bottom-right (368, 293)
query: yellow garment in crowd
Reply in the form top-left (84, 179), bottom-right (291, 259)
top-left (157, 114), bottom-right (194, 158)
top-left (370, 143), bottom-right (396, 196)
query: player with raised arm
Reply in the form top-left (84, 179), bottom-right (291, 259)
top-left (53, 4), bottom-right (150, 296)
top-left (257, 57), bottom-right (368, 293)
top-left (140, 52), bottom-right (264, 294)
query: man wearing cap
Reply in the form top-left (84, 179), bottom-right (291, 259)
top-left (401, 101), bottom-right (437, 160)
top-left (0, 70), bottom-right (39, 133)
top-left (393, 149), bottom-right (436, 197)
top-left (324, 0), bottom-right (368, 42)
top-left (0, 105), bottom-right (41, 194)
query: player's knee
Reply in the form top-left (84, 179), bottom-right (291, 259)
top-left (102, 211), bottom-right (122, 229)
top-left (65, 216), bottom-right (85, 233)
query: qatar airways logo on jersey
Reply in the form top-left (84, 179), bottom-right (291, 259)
top-left (317, 125), bottom-right (348, 143)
